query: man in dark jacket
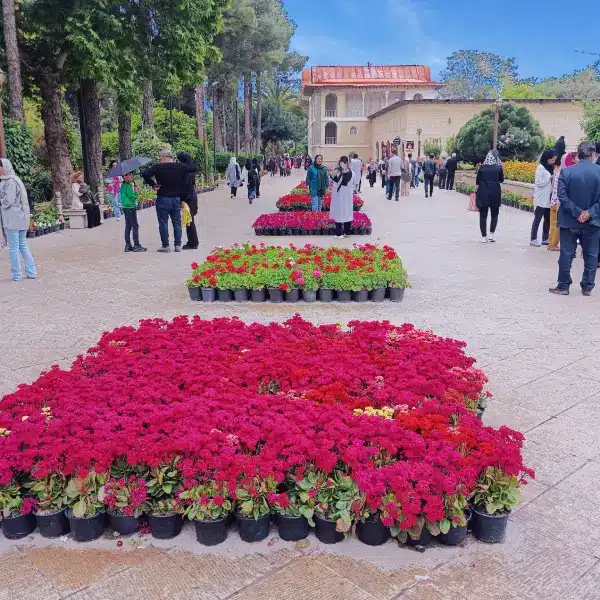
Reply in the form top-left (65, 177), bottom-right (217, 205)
top-left (550, 142), bottom-right (600, 296)
top-left (446, 153), bottom-right (458, 190)
top-left (422, 154), bottom-right (437, 198)
top-left (143, 150), bottom-right (197, 252)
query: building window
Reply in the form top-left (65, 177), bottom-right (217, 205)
top-left (325, 122), bottom-right (337, 145)
top-left (325, 94), bottom-right (337, 118)
top-left (413, 93), bottom-right (423, 100)
top-left (349, 126), bottom-right (358, 136)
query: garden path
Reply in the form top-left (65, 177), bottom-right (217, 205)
top-left (1, 171), bottom-right (599, 599)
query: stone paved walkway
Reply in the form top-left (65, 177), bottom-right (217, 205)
top-left (1, 171), bottom-right (599, 599)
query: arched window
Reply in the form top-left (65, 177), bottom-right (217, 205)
top-left (376, 142), bottom-right (380, 160)
top-left (325, 94), bottom-right (337, 118)
top-left (349, 126), bottom-right (358, 136)
top-left (325, 122), bottom-right (337, 145)
top-left (413, 93), bottom-right (423, 101)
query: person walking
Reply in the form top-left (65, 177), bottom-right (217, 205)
top-left (0, 158), bottom-right (37, 281)
top-left (330, 156), bottom-right (355, 238)
top-left (379, 157), bottom-right (387, 190)
top-left (350, 153), bottom-right (362, 192)
top-left (226, 157), bottom-right (241, 198)
top-left (554, 136), bottom-right (566, 166)
top-left (120, 172), bottom-right (147, 253)
top-left (476, 150), bottom-right (504, 242)
top-left (422, 153), bottom-right (437, 198)
top-left (400, 153), bottom-right (412, 196)
top-left (177, 152), bottom-right (199, 250)
top-left (550, 142), bottom-right (600, 296)
top-left (252, 158), bottom-right (261, 198)
top-left (408, 154), bottom-right (416, 188)
top-left (142, 149), bottom-right (196, 253)
top-left (387, 150), bottom-right (402, 201)
top-left (438, 155), bottom-right (448, 189)
top-left (306, 154), bottom-right (329, 212)
top-left (413, 157), bottom-right (422, 188)
top-left (446, 153), bottom-right (458, 190)
top-left (242, 159), bottom-right (258, 204)
top-left (549, 152), bottom-right (578, 252)
top-left (106, 160), bottom-right (122, 221)
top-left (367, 158), bottom-right (377, 187)
top-left (530, 150), bottom-right (557, 247)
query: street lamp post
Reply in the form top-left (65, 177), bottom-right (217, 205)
top-left (416, 128), bottom-right (422, 158)
top-left (0, 69), bottom-right (8, 158)
top-left (211, 82), bottom-right (220, 185)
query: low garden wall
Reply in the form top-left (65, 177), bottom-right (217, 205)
top-left (455, 170), bottom-right (534, 199)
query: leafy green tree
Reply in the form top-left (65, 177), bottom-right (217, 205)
top-left (582, 101), bottom-right (600, 141)
top-left (261, 101), bottom-right (304, 150)
top-left (455, 102), bottom-right (544, 164)
top-left (439, 50), bottom-right (518, 99)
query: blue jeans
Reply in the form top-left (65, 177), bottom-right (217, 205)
top-left (156, 196), bottom-right (182, 248)
top-left (111, 193), bottom-right (121, 219)
top-left (557, 227), bottom-right (600, 291)
top-left (4, 229), bottom-right (36, 280)
top-left (311, 195), bottom-right (322, 211)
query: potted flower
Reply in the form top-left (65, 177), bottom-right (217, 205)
top-left (65, 472), bottom-right (108, 542)
top-left (269, 483), bottom-right (312, 541)
top-left (387, 271), bottom-right (409, 303)
top-left (187, 271), bottom-right (201, 301)
top-left (356, 492), bottom-right (395, 546)
top-left (470, 467), bottom-right (520, 543)
top-left (100, 476), bottom-right (148, 535)
top-left (180, 481), bottom-right (232, 546)
top-left (301, 270), bottom-right (320, 303)
top-left (26, 473), bottom-right (70, 538)
top-left (145, 461), bottom-right (184, 539)
top-left (266, 268), bottom-right (288, 303)
top-left (437, 493), bottom-right (470, 546)
top-left (235, 476), bottom-right (276, 542)
top-left (0, 483), bottom-right (37, 539)
top-left (280, 282), bottom-right (299, 302)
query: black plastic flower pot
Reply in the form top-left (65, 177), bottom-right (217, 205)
top-left (35, 508), bottom-right (70, 538)
top-left (148, 513), bottom-right (183, 540)
top-left (59, 223), bottom-right (65, 230)
top-left (389, 287), bottom-right (405, 302)
top-left (319, 288), bottom-right (334, 302)
top-left (67, 511), bottom-right (105, 542)
top-left (302, 290), bottom-right (317, 303)
top-left (267, 288), bottom-right (283, 303)
top-left (366, 227), bottom-right (372, 235)
top-left (314, 516), bottom-right (344, 544)
top-left (438, 524), bottom-right (468, 546)
top-left (275, 514), bottom-right (310, 541)
top-left (194, 517), bottom-right (228, 546)
top-left (286, 228), bottom-right (294, 236)
top-left (188, 287), bottom-right (201, 301)
top-left (285, 289), bottom-right (300, 302)
top-left (255, 228), bottom-right (264, 236)
top-left (108, 511), bottom-right (141, 535)
top-left (356, 518), bottom-right (390, 546)
top-left (371, 287), bottom-right (386, 303)
top-left (406, 527), bottom-right (432, 547)
top-left (251, 289), bottom-right (266, 302)
top-left (336, 290), bottom-right (352, 303)
top-left (1, 513), bottom-right (36, 540)
top-left (292, 228), bottom-right (300, 236)
top-left (234, 288), bottom-right (249, 302)
top-left (470, 504), bottom-right (509, 543)
top-left (352, 289), bottom-right (369, 302)
top-left (201, 287), bottom-right (216, 302)
top-left (237, 514), bottom-right (270, 543)
top-left (218, 289), bottom-right (233, 302)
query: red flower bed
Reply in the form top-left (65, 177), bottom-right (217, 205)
top-left (252, 212), bottom-right (371, 236)
top-left (277, 194), bottom-right (364, 212)
top-left (0, 317), bottom-right (532, 536)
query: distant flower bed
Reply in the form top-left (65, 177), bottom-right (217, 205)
top-left (455, 182), bottom-right (534, 211)
top-left (502, 161), bottom-right (536, 184)
top-left (252, 212), bottom-right (371, 236)
top-left (277, 194), bottom-right (364, 212)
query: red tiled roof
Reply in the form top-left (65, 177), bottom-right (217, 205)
top-left (302, 65), bottom-right (440, 90)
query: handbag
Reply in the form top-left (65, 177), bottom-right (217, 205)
top-left (467, 192), bottom-right (478, 212)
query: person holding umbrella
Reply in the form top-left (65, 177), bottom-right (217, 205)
top-left (120, 172), bottom-right (147, 252)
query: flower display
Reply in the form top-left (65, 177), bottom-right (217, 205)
top-left (187, 243), bottom-right (408, 292)
top-left (501, 161), bottom-right (536, 184)
top-left (0, 315), bottom-right (533, 542)
top-left (253, 212), bottom-right (372, 236)
top-left (277, 194), bottom-right (364, 212)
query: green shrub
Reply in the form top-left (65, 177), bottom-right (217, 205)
top-left (215, 152), bottom-right (264, 172)
top-left (101, 130), bottom-right (119, 164)
top-left (132, 128), bottom-right (171, 162)
top-left (27, 169), bottom-right (53, 205)
top-left (423, 137), bottom-right (441, 157)
top-left (4, 118), bottom-right (36, 185)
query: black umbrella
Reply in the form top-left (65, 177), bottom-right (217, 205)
top-left (105, 156), bottom-right (152, 178)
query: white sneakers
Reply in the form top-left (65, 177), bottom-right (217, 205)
top-left (488, 234), bottom-right (495, 242)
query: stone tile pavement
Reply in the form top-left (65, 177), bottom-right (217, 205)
top-left (1, 172), bottom-right (600, 599)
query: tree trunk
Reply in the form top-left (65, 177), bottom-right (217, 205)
top-left (38, 71), bottom-right (73, 206)
top-left (142, 80), bottom-right (154, 127)
top-left (195, 84), bottom-right (205, 141)
top-left (256, 73), bottom-right (262, 155)
top-left (118, 110), bottom-right (132, 160)
top-left (80, 79), bottom-right (103, 200)
top-left (2, 0), bottom-right (24, 121)
top-left (243, 73), bottom-right (252, 152)
top-left (213, 92), bottom-right (224, 151)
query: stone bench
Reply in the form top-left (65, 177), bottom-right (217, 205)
top-left (63, 209), bottom-right (87, 229)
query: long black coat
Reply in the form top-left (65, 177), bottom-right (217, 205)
top-left (476, 165), bottom-right (504, 209)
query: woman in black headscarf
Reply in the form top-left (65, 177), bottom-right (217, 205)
top-left (554, 136), bottom-right (566, 166)
top-left (530, 149), bottom-right (557, 247)
top-left (252, 158), bottom-right (261, 198)
top-left (177, 152), bottom-right (198, 250)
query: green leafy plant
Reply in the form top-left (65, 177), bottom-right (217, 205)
top-left (132, 128), bottom-right (172, 162)
top-left (439, 493), bottom-right (469, 533)
top-left (0, 484), bottom-right (26, 518)
top-left (65, 472), bottom-right (108, 518)
top-left (179, 482), bottom-right (232, 521)
top-left (471, 467), bottom-right (520, 515)
top-left (145, 460), bottom-right (183, 502)
top-left (26, 474), bottom-right (68, 514)
top-left (235, 476), bottom-right (277, 520)
top-left (4, 118), bottom-right (36, 187)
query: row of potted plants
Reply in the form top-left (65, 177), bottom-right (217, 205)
top-left (455, 182), bottom-right (534, 211)
top-left (27, 220), bottom-right (68, 238)
top-left (187, 243), bottom-right (408, 303)
top-left (0, 317), bottom-right (530, 547)
top-left (276, 194), bottom-right (364, 212)
top-left (252, 212), bottom-right (372, 237)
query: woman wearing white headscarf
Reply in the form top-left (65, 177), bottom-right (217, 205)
top-left (226, 157), bottom-right (241, 199)
top-left (476, 150), bottom-right (504, 242)
top-left (0, 158), bottom-right (37, 280)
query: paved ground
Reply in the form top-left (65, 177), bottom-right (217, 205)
top-left (1, 171), bottom-right (599, 599)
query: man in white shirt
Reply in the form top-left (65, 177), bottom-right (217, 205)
top-left (387, 150), bottom-right (402, 201)
top-left (350, 154), bottom-right (363, 192)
